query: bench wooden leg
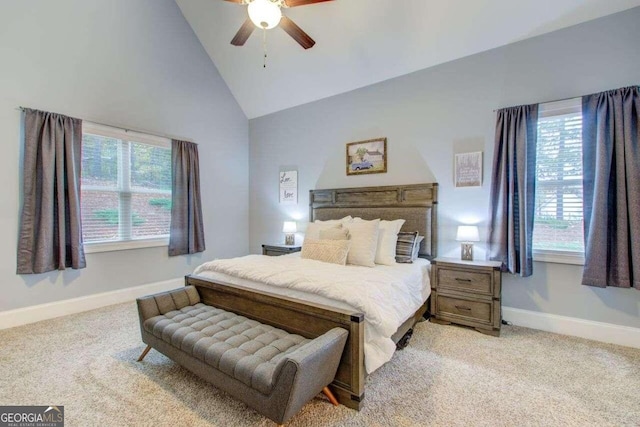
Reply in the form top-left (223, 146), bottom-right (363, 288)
top-left (322, 386), bottom-right (339, 406)
top-left (137, 345), bottom-right (152, 362)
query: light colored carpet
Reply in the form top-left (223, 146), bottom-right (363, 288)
top-left (0, 302), bottom-right (638, 427)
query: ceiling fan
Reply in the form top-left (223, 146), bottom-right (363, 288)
top-left (224, 0), bottom-right (334, 49)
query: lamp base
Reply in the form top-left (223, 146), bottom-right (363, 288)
top-left (284, 233), bottom-right (295, 245)
top-left (461, 243), bottom-right (474, 261)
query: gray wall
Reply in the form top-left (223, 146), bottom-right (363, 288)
top-left (0, 0), bottom-right (248, 311)
top-left (249, 8), bottom-right (640, 328)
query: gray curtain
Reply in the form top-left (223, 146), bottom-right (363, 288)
top-left (488, 104), bottom-right (539, 277)
top-left (169, 139), bottom-right (205, 256)
top-left (17, 109), bottom-right (85, 274)
top-left (582, 86), bottom-right (640, 289)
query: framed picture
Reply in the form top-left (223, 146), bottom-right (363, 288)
top-left (346, 137), bottom-right (387, 176)
top-left (455, 151), bottom-right (483, 188)
top-left (279, 170), bottom-right (297, 204)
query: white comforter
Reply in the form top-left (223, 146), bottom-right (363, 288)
top-left (193, 254), bottom-right (429, 373)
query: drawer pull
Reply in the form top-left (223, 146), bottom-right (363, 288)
top-left (455, 278), bottom-right (472, 282)
top-left (455, 305), bottom-right (472, 311)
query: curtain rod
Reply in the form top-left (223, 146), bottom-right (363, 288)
top-left (15, 106), bottom-right (196, 144)
top-left (493, 84), bottom-right (639, 112)
top-left (493, 94), bottom-right (582, 112)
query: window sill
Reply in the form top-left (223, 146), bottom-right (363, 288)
top-left (84, 237), bottom-right (169, 254)
top-left (533, 250), bottom-right (584, 266)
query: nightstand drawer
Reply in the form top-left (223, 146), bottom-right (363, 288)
top-left (263, 249), bottom-right (287, 256)
top-left (262, 244), bottom-right (302, 257)
top-left (437, 268), bottom-right (492, 295)
top-left (436, 294), bottom-right (492, 324)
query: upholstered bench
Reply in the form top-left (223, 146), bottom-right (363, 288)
top-left (136, 286), bottom-right (348, 425)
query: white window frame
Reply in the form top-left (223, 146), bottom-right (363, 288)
top-left (82, 122), bottom-right (171, 253)
top-left (533, 250), bottom-right (584, 265)
top-left (533, 98), bottom-right (585, 265)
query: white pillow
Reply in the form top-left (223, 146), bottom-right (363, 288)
top-left (314, 215), bottom-right (352, 224)
top-left (343, 219), bottom-right (380, 267)
top-left (375, 219), bottom-right (406, 265)
top-left (353, 218), bottom-right (406, 265)
top-left (305, 222), bottom-right (342, 240)
top-left (319, 227), bottom-right (350, 240)
top-left (301, 239), bottom-right (351, 265)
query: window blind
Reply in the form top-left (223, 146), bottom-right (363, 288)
top-left (533, 101), bottom-right (584, 253)
top-left (80, 124), bottom-right (171, 244)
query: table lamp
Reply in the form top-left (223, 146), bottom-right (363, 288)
top-left (456, 225), bottom-right (480, 261)
top-left (283, 221), bottom-right (297, 245)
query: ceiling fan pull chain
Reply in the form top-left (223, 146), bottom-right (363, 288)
top-left (263, 28), bottom-right (267, 68)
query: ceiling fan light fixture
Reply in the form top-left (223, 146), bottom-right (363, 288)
top-left (248, 0), bottom-right (282, 29)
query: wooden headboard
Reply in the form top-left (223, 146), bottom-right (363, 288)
top-left (309, 183), bottom-right (438, 259)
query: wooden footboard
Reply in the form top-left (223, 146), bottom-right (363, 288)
top-left (185, 275), bottom-right (366, 410)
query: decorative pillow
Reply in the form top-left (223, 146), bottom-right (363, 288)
top-left (305, 222), bottom-right (342, 240)
top-left (314, 216), bottom-right (353, 225)
top-left (412, 235), bottom-right (425, 261)
top-left (395, 231), bottom-right (419, 263)
top-left (301, 239), bottom-right (351, 265)
top-left (319, 227), bottom-right (350, 240)
top-left (343, 219), bottom-right (380, 267)
top-left (375, 219), bottom-right (406, 265)
top-left (353, 218), bottom-right (406, 265)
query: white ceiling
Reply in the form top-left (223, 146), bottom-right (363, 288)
top-left (176, 0), bottom-right (640, 119)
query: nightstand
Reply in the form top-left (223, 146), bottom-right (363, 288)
top-left (430, 257), bottom-right (502, 336)
top-left (261, 244), bottom-right (302, 256)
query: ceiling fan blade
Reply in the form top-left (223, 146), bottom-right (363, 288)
top-left (280, 16), bottom-right (315, 49)
top-left (223, 0), bottom-right (245, 3)
top-left (284, 0), bottom-right (333, 7)
top-left (231, 18), bottom-right (255, 46)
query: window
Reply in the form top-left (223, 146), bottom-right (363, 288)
top-left (81, 123), bottom-right (171, 252)
top-left (533, 98), bottom-right (584, 264)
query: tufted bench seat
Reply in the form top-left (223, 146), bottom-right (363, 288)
top-left (143, 299), bottom-right (314, 395)
top-left (136, 286), bottom-right (348, 425)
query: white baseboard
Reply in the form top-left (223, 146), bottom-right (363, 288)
top-left (503, 306), bottom-right (640, 349)
top-left (0, 278), bottom-right (184, 330)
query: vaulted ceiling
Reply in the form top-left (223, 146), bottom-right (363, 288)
top-left (176, 0), bottom-right (640, 119)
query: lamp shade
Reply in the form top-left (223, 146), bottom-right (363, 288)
top-left (456, 225), bottom-right (479, 242)
top-left (248, 0), bottom-right (282, 29)
top-left (282, 221), bottom-right (297, 233)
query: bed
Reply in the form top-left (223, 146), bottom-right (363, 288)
top-left (185, 183), bottom-right (438, 410)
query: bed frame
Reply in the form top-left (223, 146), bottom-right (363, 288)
top-left (185, 183), bottom-right (438, 410)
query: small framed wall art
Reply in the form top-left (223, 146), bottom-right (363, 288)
top-left (454, 151), bottom-right (482, 188)
top-left (346, 137), bottom-right (387, 176)
top-left (279, 170), bottom-right (297, 204)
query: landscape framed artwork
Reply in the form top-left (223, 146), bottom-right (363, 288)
top-left (346, 137), bottom-right (387, 176)
top-left (454, 151), bottom-right (483, 187)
